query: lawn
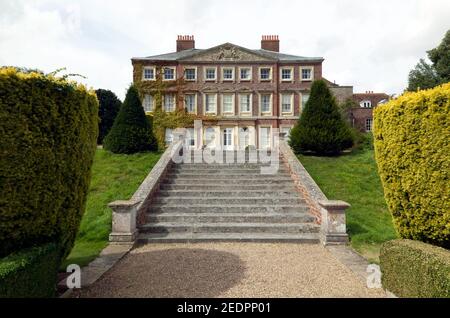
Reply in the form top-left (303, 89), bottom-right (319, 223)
top-left (61, 148), bottom-right (162, 269)
top-left (298, 148), bottom-right (397, 263)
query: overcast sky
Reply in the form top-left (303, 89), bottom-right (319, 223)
top-left (1, 0), bottom-right (449, 100)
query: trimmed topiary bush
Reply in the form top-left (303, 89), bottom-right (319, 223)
top-left (373, 83), bottom-right (450, 248)
top-left (96, 89), bottom-right (122, 145)
top-left (0, 67), bottom-right (98, 259)
top-left (0, 243), bottom-right (60, 298)
top-left (380, 239), bottom-right (450, 298)
top-left (289, 79), bottom-right (354, 155)
top-left (103, 85), bottom-right (157, 154)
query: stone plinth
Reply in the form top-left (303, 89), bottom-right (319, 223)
top-left (108, 199), bottom-right (140, 243)
top-left (318, 200), bottom-right (350, 245)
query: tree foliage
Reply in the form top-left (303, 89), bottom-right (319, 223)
top-left (103, 85), bottom-right (157, 154)
top-left (289, 79), bottom-right (354, 155)
top-left (407, 29), bottom-right (450, 91)
top-left (96, 89), bottom-right (122, 144)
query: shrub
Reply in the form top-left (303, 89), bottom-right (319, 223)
top-left (373, 83), bottom-right (450, 247)
top-left (289, 79), bottom-right (354, 155)
top-left (0, 243), bottom-right (59, 298)
top-left (380, 239), bottom-right (450, 298)
top-left (103, 85), bottom-right (157, 154)
top-left (0, 67), bottom-right (98, 259)
top-left (96, 89), bottom-right (122, 144)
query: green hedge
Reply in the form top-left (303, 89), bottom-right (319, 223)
top-left (373, 83), bottom-right (450, 248)
top-left (0, 243), bottom-right (60, 298)
top-left (0, 67), bottom-right (98, 259)
top-left (380, 239), bottom-right (450, 298)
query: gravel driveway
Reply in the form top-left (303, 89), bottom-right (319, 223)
top-left (73, 243), bottom-right (386, 298)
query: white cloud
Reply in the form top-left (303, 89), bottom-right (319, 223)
top-left (1, 0), bottom-right (449, 100)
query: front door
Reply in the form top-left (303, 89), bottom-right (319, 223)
top-left (223, 128), bottom-right (233, 150)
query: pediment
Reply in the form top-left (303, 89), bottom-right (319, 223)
top-left (180, 43), bottom-right (275, 62)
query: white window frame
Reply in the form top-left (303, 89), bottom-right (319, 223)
top-left (163, 93), bottom-right (176, 112)
top-left (259, 126), bottom-right (272, 149)
top-left (365, 118), bottom-right (373, 132)
top-left (239, 67), bottom-right (252, 81)
top-left (239, 93), bottom-right (252, 115)
top-left (142, 94), bottom-right (154, 113)
top-left (142, 66), bottom-right (156, 81)
top-left (259, 67), bottom-right (272, 81)
top-left (280, 93), bottom-right (294, 115)
top-left (187, 128), bottom-right (196, 148)
top-left (204, 67), bottom-right (217, 81)
top-left (184, 66), bottom-right (197, 81)
top-left (184, 93), bottom-right (197, 114)
top-left (163, 66), bottom-right (176, 81)
top-left (221, 93), bottom-right (235, 116)
top-left (221, 67), bottom-right (234, 81)
top-left (204, 93), bottom-right (217, 115)
top-left (280, 67), bottom-right (294, 82)
top-left (300, 66), bottom-right (314, 81)
top-left (204, 127), bottom-right (216, 149)
top-left (259, 93), bottom-right (272, 116)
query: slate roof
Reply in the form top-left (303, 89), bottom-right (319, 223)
top-left (132, 43), bottom-right (323, 62)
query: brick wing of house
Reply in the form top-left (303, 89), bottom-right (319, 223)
top-left (131, 35), bottom-right (324, 150)
top-left (351, 91), bottom-right (390, 132)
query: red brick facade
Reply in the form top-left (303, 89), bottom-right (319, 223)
top-left (132, 35), bottom-right (324, 149)
top-left (350, 92), bottom-right (390, 132)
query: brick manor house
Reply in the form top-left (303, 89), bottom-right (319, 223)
top-left (131, 35), bottom-right (363, 149)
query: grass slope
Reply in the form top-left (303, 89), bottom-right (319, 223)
top-left (61, 149), bottom-right (161, 268)
top-left (299, 149), bottom-right (397, 262)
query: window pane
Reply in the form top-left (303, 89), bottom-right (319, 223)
top-left (185, 94), bottom-right (195, 113)
top-left (260, 127), bottom-right (270, 148)
top-left (164, 68), bottom-right (174, 80)
top-left (301, 94), bottom-right (309, 110)
top-left (260, 68), bottom-right (270, 79)
top-left (282, 94), bottom-right (292, 112)
top-left (206, 94), bottom-right (216, 113)
top-left (240, 94), bottom-right (251, 112)
top-left (143, 95), bottom-right (153, 112)
top-left (282, 69), bottom-right (291, 80)
top-left (240, 68), bottom-right (250, 79)
top-left (206, 69), bottom-right (216, 79)
top-left (302, 69), bottom-right (311, 80)
top-left (223, 69), bottom-right (233, 79)
top-left (223, 94), bottom-right (233, 113)
top-left (164, 94), bottom-right (175, 112)
top-left (185, 69), bottom-right (196, 80)
top-left (261, 94), bottom-right (270, 112)
top-left (143, 68), bottom-right (154, 80)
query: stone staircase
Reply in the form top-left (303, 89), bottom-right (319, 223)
top-left (137, 151), bottom-right (320, 243)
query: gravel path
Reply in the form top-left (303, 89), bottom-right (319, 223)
top-left (74, 243), bottom-right (386, 298)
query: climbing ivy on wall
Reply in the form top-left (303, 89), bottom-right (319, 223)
top-left (134, 63), bottom-right (220, 149)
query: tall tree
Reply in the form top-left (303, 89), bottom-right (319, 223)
top-left (103, 85), bottom-right (157, 154)
top-left (407, 59), bottom-right (441, 91)
top-left (289, 79), bottom-right (354, 155)
top-left (407, 29), bottom-right (450, 91)
top-left (428, 30), bottom-right (450, 82)
top-left (96, 89), bottom-right (122, 144)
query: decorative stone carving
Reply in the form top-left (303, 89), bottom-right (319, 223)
top-left (181, 44), bottom-right (272, 62)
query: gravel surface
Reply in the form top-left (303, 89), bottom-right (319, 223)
top-left (74, 243), bottom-right (386, 298)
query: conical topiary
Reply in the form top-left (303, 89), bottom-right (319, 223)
top-left (289, 79), bottom-right (354, 155)
top-left (103, 85), bottom-right (157, 154)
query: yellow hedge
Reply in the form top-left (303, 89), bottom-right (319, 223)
top-left (373, 83), bottom-right (450, 248)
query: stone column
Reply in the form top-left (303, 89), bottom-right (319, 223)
top-left (108, 199), bottom-right (140, 243)
top-left (318, 200), bottom-right (350, 245)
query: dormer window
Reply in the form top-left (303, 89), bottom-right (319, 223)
top-left (360, 100), bottom-right (372, 108)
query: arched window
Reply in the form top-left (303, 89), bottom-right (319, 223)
top-left (360, 100), bottom-right (372, 108)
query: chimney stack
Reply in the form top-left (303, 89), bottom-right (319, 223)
top-left (176, 35), bottom-right (195, 52)
top-left (261, 35), bottom-right (279, 52)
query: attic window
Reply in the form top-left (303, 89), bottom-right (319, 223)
top-left (360, 100), bottom-right (372, 108)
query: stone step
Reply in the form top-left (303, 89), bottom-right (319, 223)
top-left (145, 212), bottom-right (316, 223)
top-left (159, 184), bottom-right (297, 191)
top-left (163, 179), bottom-right (295, 185)
top-left (137, 232), bottom-right (320, 243)
top-left (149, 205), bottom-right (310, 214)
top-left (152, 197), bottom-right (305, 205)
top-left (139, 222), bottom-right (320, 234)
top-left (175, 163), bottom-right (282, 168)
top-left (157, 190), bottom-right (300, 198)
top-left (171, 168), bottom-right (288, 174)
top-left (166, 174), bottom-right (292, 179)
